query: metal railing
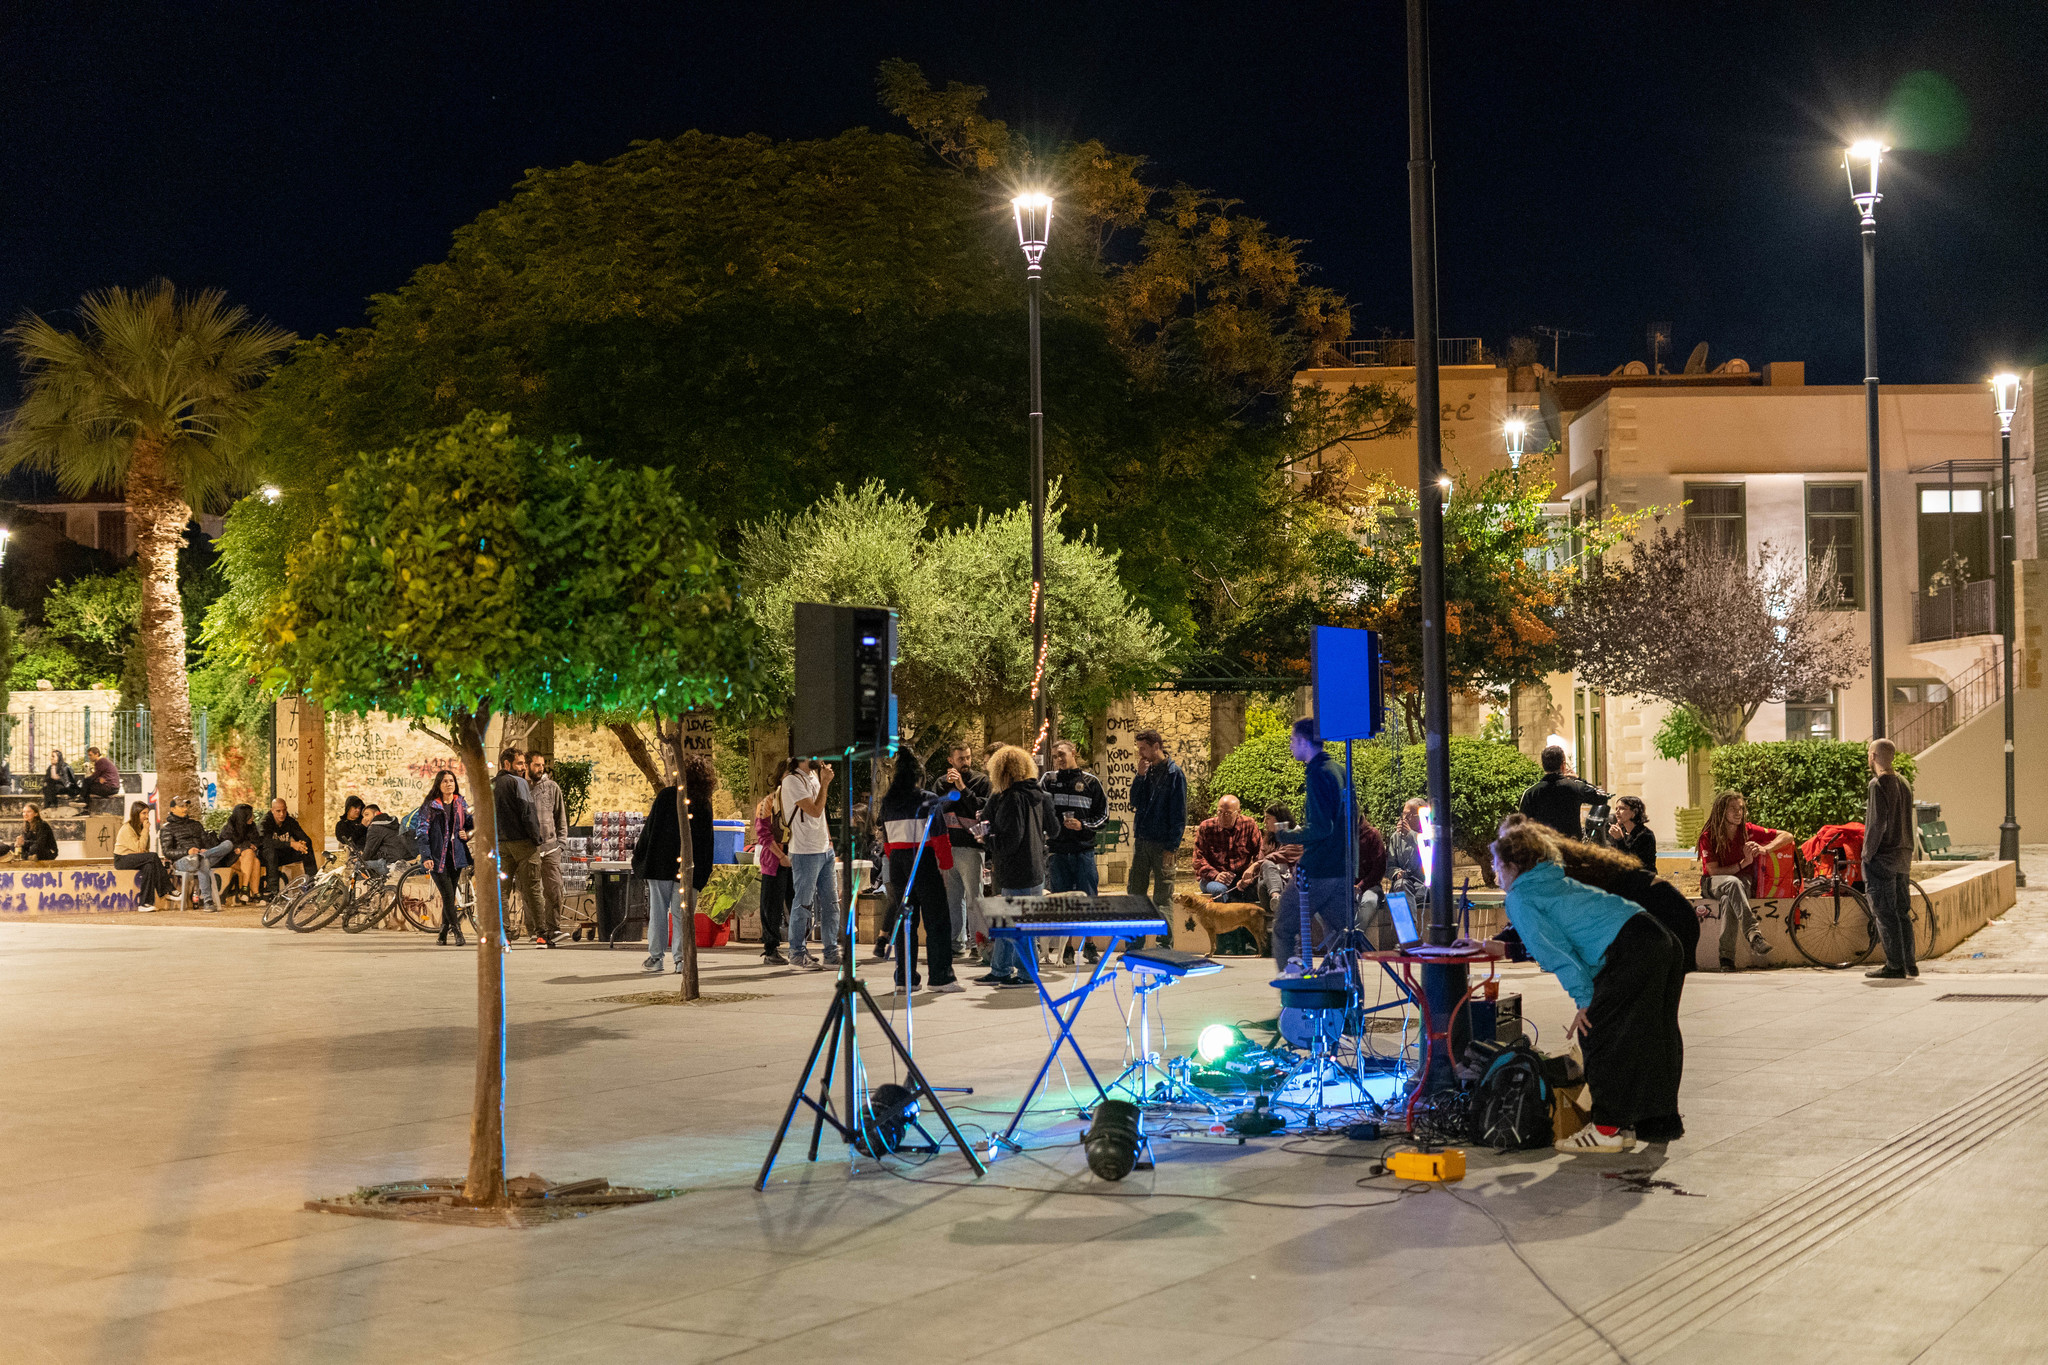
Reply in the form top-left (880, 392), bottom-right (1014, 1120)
top-left (1914, 578), bottom-right (1996, 643)
top-left (1894, 651), bottom-right (2002, 756)
top-left (1333, 337), bottom-right (1487, 368)
top-left (1, 707), bottom-right (212, 778)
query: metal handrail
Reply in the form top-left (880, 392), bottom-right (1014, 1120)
top-left (1914, 578), bottom-right (1995, 643)
top-left (1333, 337), bottom-right (1487, 367)
top-left (1894, 650), bottom-right (2003, 755)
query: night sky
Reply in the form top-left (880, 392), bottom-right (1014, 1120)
top-left (4, 0), bottom-right (2045, 397)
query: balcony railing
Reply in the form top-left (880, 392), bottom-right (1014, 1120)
top-left (1332, 337), bottom-right (1487, 368)
top-left (1894, 651), bottom-right (2003, 756)
top-left (1914, 578), bottom-right (1996, 643)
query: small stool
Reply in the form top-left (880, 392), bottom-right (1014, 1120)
top-left (170, 861), bottom-right (224, 912)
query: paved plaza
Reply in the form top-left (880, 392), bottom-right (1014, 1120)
top-left (8, 854), bottom-right (2048, 1363)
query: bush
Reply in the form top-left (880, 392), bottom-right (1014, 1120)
top-left (1355, 737), bottom-right (1541, 872)
top-left (550, 758), bottom-right (595, 827)
top-left (1208, 731), bottom-right (1539, 877)
top-left (1708, 741), bottom-right (1917, 842)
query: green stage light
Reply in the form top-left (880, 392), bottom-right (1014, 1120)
top-left (1197, 1024), bottom-right (1243, 1064)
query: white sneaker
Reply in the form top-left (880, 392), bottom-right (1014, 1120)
top-left (1555, 1125), bottom-right (1634, 1155)
top-left (134, 904), bottom-right (157, 914)
top-left (641, 956), bottom-right (662, 972)
top-left (932, 981), bottom-right (966, 994)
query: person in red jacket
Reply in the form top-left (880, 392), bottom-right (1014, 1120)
top-left (1696, 790), bottom-right (1792, 971)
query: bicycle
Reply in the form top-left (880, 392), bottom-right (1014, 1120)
top-left (1785, 858), bottom-right (1938, 970)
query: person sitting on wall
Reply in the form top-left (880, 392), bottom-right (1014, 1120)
top-left (259, 798), bottom-right (315, 896)
top-left (114, 802), bottom-right (171, 910)
top-left (334, 795), bottom-right (368, 854)
top-left (1194, 794), bottom-right (1261, 902)
top-left (17, 804), bottom-right (58, 861)
top-left (1695, 790), bottom-right (1791, 972)
top-left (1240, 802), bottom-right (1304, 919)
top-left (1387, 798), bottom-right (1426, 890)
top-left (43, 749), bottom-right (77, 806)
top-left (160, 793), bottom-right (230, 912)
top-left (80, 746), bottom-right (121, 802)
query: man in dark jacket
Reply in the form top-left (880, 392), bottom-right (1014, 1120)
top-left (1863, 738), bottom-right (1918, 980)
top-left (1126, 728), bottom-right (1187, 942)
top-left (1519, 746), bottom-right (1611, 839)
top-left (160, 794), bottom-right (230, 911)
top-left (360, 804), bottom-right (414, 871)
top-left (1041, 740), bottom-right (1109, 965)
top-left (1270, 718), bottom-right (1353, 972)
top-left (492, 748), bottom-right (550, 945)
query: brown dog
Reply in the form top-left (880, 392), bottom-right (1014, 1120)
top-left (1175, 891), bottom-right (1269, 957)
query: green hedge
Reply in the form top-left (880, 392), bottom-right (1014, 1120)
top-left (1708, 741), bottom-right (1917, 842)
top-left (1209, 732), bottom-right (1539, 871)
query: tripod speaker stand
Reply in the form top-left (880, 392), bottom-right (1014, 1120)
top-left (756, 603), bottom-right (984, 1188)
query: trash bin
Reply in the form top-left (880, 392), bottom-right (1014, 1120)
top-left (592, 866), bottom-right (647, 947)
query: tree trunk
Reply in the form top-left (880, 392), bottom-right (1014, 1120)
top-left (608, 721), bottom-right (664, 792)
top-left (456, 707), bottom-right (509, 1206)
top-left (127, 437), bottom-right (201, 806)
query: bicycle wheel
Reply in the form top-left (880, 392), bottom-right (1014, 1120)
top-left (290, 876), bottom-right (351, 932)
top-left (1788, 881), bottom-right (1877, 969)
top-left (395, 865), bottom-right (441, 933)
top-left (341, 887), bottom-right (388, 933)
top-left (1910, 879), bottom-right (1938, 959)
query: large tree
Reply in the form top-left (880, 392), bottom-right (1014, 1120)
top-left (232, 412), bottom-right (756, 1204)
top-left (1563, 527), bottom-right (1867, 746)
top-left (245, 63), bottom-right (1360, 646)
top-left (0, 281), bottom-right (290, 804)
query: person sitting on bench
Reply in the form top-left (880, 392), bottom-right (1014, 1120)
top-left (80, 747), bottom-right (121, 801)
top-left (160, 793), bottom-right (231, 911)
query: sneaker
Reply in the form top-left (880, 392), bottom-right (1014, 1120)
top-left (534, 935), bottom-right (555, 949)
top-left (1907, 963), bottom-right (1920, 977)
top-left (1865, 964), bottom-right (1909, 980)
top-left (951, 939), bottom-right (969, 959)
top-left (1082, 944), bottom-right (1099, 964)
top-left (1061, 948), bottom-right (1077, 966)
top-left (1747, 934), bottom-right (1770, 958)
top-left (796, 956), bottom-right (825, 973)
top-left (135, 903), bottom-right (157, 914)
top-left (871, 942), bottom-right (891, 960)
top-left (973, 972), bottom-right (1008, 985)
top-left (1280, 958), bottom-right (1306, 978)
top-left (1720, 957), bottom-right (1738, 973)
top-left (994, 976), bottom-right (1034, 989)
top-left (932, 981), bottom-right (966, 994)
top-left (672, 958), bottom-right (685, 973)
top-left (1555, 1125), bottom-right (1634, 1155)
top-left (641, 956), bottom-right (662, 972)
top-left (762, 950), bottom-right (790, 966)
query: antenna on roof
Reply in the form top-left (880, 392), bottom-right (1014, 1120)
top-left (1647, 321), bottom-right (1672, 372)
top-left (1533, 325), bottom-right (1591, 372)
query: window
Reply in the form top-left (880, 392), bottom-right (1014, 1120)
top-left (1785, 692), bottom-right (1838, 741)
top-left (1917, 483), bottom-right (1991, 592)
top-left (1573, 686), bottom-right (1606, 789)
top-left (1805, 484), bottom-right (1862, 607)
top-left (1684, 483), bottom-right (1746, 560)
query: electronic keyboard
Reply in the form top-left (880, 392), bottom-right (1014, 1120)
top-left (984, 893), bottom-right (1166, 938)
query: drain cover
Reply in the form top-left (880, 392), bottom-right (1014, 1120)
top-left (1936, 993), bottom-right (2048, 1003)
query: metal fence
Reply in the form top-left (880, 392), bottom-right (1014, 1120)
top-left (1332, 336), bottom-right (1487, 367)
top-left (1894, 650), bottom-right (2002, 756)
top-left (1914, 578), bottom-right (1996, 643)
top-left (1, 707), bottom-right (213, 778)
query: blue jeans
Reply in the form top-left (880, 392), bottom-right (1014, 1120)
top-left (941, 845), bottom-right (984, 944)
top-left (1048, 851), bottom-right (1098, 896)
top-left (1867, 868), bottom-right (1915, 971)
top-left (987, 883), bottom-right (1043, 979)
top-left (1273, 874), bottom-right (1356, 969)
top-left (644, 878), bottom-right (679, 965)
top-left (174, 840), bottom-right (233, 909)
top-left (789, 851), bottom-right (841, 962)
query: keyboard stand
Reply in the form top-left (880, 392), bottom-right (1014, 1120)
top-left (1104, 952), bottom-right (1225, 1114)
top-left (990, 927), bottom-right (1150, 1155)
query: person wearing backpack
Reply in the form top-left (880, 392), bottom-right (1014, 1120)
top-left (1490, 821), bottom-right (1686, 1152)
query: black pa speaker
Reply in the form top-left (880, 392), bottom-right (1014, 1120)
top-left (792, 603), bottom-right (898, 759)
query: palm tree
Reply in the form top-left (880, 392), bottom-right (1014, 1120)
top-left (0, 281), bottom-right (292, 805)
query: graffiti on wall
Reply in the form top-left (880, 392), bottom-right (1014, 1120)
top-left (0, 867), bottom-right (139, 913)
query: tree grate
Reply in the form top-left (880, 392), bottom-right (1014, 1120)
top-left (1936, 993), bottom-right (2048, 1003)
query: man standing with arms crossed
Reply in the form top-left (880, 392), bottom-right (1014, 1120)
top-left (1863, 738), bottom-right (1918, 980)
top-left (1127, 728), bottom-right (1187, 946)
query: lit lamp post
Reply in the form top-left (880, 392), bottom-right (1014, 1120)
top-left (1012, 191), bottom-right (1053, 764)
top-left (1505, 417), bottom-right (1527, 483)
top-left (1992, 372), bottom-right (2024, 880)
top-left (1846, 138), bottom-right (1889, 739)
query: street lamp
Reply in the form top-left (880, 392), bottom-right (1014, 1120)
top-left (0, 527), bottom-right (12, 566)
top-left (1012, 191), bottom-right (1053, 764)
top-left (1845, 138), bottom-right (1889, 739)
top-left (1505, 417), bottom-right (1527, 475)
top-left (1992, 372), bottom-right (2024, 881)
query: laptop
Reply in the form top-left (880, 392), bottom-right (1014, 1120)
top-left (1386, 888), bottom-right (1487, 958)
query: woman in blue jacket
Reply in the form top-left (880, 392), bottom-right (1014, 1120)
top-left (1491, 821), bottom-right (1685, 1152)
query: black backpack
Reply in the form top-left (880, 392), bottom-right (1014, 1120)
top-left (1471, 1038), bottom-right (1555, 1151)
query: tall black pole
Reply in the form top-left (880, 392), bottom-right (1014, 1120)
top-left (1407, 0), bottom-right (1454, 943)
top-left (1863, 221), bottom-right (1886, 738)
top-left (2000, 419), bottom-right (2024, 880)
top-left (1027, 264), bottom-right (1047, 767)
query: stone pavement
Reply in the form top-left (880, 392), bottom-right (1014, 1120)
top-left (5, 855), bottom-right (2048, 1363)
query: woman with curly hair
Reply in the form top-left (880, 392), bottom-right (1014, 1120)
top-left (976, 744), bottom-right (1056, 988)
top-left (1500, 812), bottom-right (1700, 975)
top-left (1491, 820), bottom-right (1686, 1153)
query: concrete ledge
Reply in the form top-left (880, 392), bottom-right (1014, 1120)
top-left (1691, 858), bottom-right (2016, 969)
top-left (0, 859), bottom-right (144, 914)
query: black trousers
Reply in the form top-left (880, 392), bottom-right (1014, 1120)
top-left (759, 865), bottom-right (791, 953)
top-left (431, 869), bottom-right (464, 935)
top-left (1582, 913), bottom-right (1686, 1130)
top-left (260, 840), bottom-right (313, 895)
top-left (892, 864), bottom-right (956, 987)
top-left (43, 778), bottom-right (76, 803)
top-left (114, 851), bottom-right (170, 906)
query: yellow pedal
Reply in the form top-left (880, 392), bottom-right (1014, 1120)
top-left (1387, 1148), bottom-right (1466, 1183)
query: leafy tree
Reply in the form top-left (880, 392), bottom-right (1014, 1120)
top-left (1710, 741), bottom-right (1916, 842)
top-left (1208, 733), bottom-right (1344, 820)
top-left (737, 482), bottom-right (1170, 743)
top-left (0, 281), bottom-right (291, 805)
top-left (1564, 529), bottom-right (1867, 747)
top-left (234, 412), bottom-right (756, 1205)
top-left (1215, 453), bottom-right (1638, 729)
top-left (42, 569), bottom-right (139, 685)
